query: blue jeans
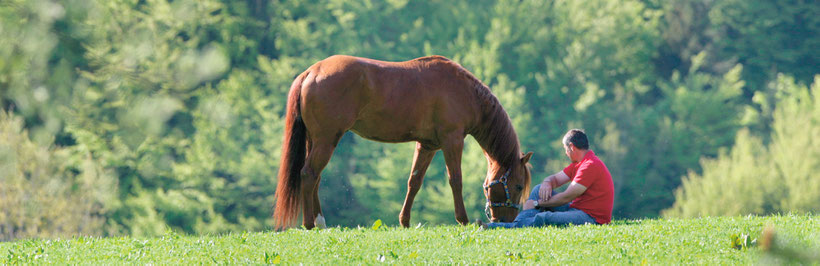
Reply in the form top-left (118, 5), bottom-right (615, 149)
top-left (487, 184), bottom-right (597, 228)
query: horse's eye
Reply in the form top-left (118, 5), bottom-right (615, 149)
top-left (516, 185), bottom-right (524, 191)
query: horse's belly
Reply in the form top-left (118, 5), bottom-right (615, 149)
top-left (349, 120), bottom-right (426, 143)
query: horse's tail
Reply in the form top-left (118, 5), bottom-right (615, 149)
top-left (274, 72), bottom-right (308, 229)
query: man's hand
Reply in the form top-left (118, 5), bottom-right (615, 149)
top-left (537, 197), bottom-right (550, 207)
top-left (538, 180), bottom-right (553, 201)
top-left (537, 181), bottom-right (588, 208)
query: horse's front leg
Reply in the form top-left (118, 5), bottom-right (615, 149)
top-left (399, 142), bottom-right (437, 228)
top-left (442, 137), bottom-right (469, 225)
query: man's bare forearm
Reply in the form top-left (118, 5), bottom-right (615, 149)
top-left (537, 191), bottom-right (573, 208)
top-left (541, 175), bottom-right (554, 186)
top-left (542, 171), bottom-right (568, 188)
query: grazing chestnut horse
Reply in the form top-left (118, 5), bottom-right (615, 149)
top-left (274, 55), bottom-right (532, 229)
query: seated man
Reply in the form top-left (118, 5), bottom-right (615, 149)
top-left (485, 129), bottom-right (614, 228)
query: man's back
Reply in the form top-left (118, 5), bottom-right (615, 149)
top-left (563, 150), bottom-right (614, 224)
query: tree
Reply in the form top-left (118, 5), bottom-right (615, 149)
top-left (664, 75), bottom-right (820, 217)
top-left (0, 110), bottom-right (112, 240)
top-left (709, 0), bottom-right (820, 92)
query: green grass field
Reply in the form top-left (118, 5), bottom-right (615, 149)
top-left (1, 215), bottom-right (817, 264)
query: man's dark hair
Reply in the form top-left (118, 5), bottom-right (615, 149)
top-left (562, 129), bottom-right (589, 150)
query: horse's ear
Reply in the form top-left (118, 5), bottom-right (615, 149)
top-left (521, 152), bottom-right (533, 164)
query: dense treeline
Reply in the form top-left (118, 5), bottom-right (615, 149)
top-left (0, 0), bottom-right (817, 239)
top-left (664, 75), bottom-right (820, 218)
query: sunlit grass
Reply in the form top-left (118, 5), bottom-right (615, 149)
top-left (1, 214), bottom-right (817, 264)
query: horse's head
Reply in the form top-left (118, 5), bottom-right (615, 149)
top-left (483, 151), bottom-right (533, 223)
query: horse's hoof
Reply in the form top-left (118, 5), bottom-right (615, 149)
top-left (314, 214), bottom-right (327, 229)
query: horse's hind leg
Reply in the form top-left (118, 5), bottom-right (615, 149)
top-left (305, 138), bottom-right (326, 228)
top-left (312, 180), bottom-right (326, 228)
top-left (299, 134), bottom-right (340, 229)
top-left (399, 142), bottom-right (436, 228)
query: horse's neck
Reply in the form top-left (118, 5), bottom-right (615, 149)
top-left (471, 107), bottom-right (519, 172)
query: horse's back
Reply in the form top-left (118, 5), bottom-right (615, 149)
top-left (294, 55), bottom-right (367, 134)
top-left (298, 55), bottom-right (482, 144)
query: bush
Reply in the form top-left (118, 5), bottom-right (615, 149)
top-left (665, 75), bottom-right (820, 217)
top-left (0, 110), bottom-right (114, 240)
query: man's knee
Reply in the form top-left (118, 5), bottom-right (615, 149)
top-left (515, 209), bottom-right (539, 222)
top-left (529, 184), bottom-right (542, 199)
top-left (532, 211), bottom-right (553, 226)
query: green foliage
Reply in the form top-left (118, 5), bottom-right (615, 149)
top-left (770, 76), bottom-right (820, 212)
top-left (665, 75), bottom-right (820, 217)
top-left (615, 58), bottom-right (747, 217)
top-left (730, 233), bottom-right (757, 250)
top-left (0, 111), bottom-right (113, 240)
top-left (371, 219), bottom-right (382, 230)
top-left (0, 215), bottom-right (818, 264)
top-left (709, 0), bottom-right (820, 91)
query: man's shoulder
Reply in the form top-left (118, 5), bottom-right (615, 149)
top-left (586, 152), bottom-right (613, 180)
top-left (585, 151), bottom-right (608, 165)
top-left (579, 152), bottom-right (610, 174)
top-left (581, 151), bottom-right (601, 165)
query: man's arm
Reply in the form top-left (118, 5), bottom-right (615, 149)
top-left (537, 181), bottom-right (587, 208)
top-left (538, 170), bottom-right (572, 200)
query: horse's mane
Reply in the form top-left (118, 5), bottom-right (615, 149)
top-left (412, 56), bottom-right (523, 174)
top-left (475, 96), bottom-right (523, 173)
top-left (456, 65), bottom-right (531, 203)
top-left (451, 59), bottom-right (531, 202)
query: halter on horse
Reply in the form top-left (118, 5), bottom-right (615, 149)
top-left (483, 170), bottom-right (522, 221)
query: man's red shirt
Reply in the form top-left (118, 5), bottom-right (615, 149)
top-left (562, 150), bottom-right (614, 224)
